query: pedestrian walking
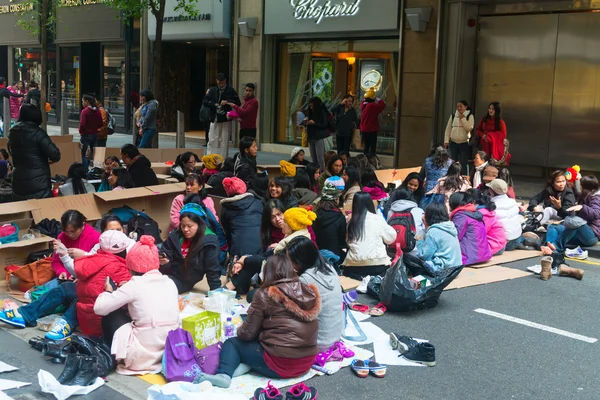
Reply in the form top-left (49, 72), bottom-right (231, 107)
top-left (79, 94), bottom-right (103, 170)
top-left (203, 73), bottom-right (241, 160)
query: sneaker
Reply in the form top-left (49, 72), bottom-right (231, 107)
top-left (565, 246), bottom-right (588, 260)
top-left (389, 333), bottom-right (418, 353)
top-left (356, 275), bottom-right (371, 294)
top-left (400, 342), bottom-right (436, 367)
top-left (286, 383), bottom-right (318, 400)
top-left (45, 318), bottom-right (72, 341)
top-left (254, 381), bottom-right (283, 400)
top-left (0, 309), bottom-right (25, 328)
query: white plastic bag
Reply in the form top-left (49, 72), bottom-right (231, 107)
top-left (147, 381), bottom-right (246, 400)
top-left (38, 370), bottom-right (104, 400)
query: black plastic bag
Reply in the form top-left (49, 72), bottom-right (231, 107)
top-left (367, 253), bottom-right (463, 312)
top-left (70, 334), bottom-right (115, 377)
top-left (34, 218), bottom-right (62, 239)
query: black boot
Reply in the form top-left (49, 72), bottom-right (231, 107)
top-left (66, 356), bottom-right (99, 386)
top-left (57, 354), bottom-right (83, 384)
top-left (42, 340), bottom-right (73, 364)
top-left (28, 336), bottom-right (47, 352)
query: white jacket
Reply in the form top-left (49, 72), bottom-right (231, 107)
top-left (444, 110), bottom-right (474, 144)
top-left (343, 212), bottom-right (397, 267)
top-left (492, 194), bottom-right (522, 240)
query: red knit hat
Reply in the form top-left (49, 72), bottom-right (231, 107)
top-left (126, 235), bottom-right (159, 274)
top-left (223, 177), bottom-right (247, 197)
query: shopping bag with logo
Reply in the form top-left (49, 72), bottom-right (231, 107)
top-left (162, 328), bottom-right (222, 382)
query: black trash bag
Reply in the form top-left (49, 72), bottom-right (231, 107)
top-left (367, 252), bottom-right (463, 312)
top-left (34, 218), bottom-right (62, 239)
top-left (86, 167), bottom-right (103, 180)
top-left (69, 334), bottom-right (115, 377)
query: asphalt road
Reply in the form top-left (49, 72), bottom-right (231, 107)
top-left (2, 257), bottom-right (597, 400)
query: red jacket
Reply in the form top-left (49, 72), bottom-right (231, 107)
top-left (74, 252), bottom-right (131, 337)
top-left (79, 106), bottom-right (103, 136)
top-left (475, 118), bottom-right (507, 163)
top-left (232, 96), bottom-right (258, 129)
top-left (359, 99), bottom-right (386, 132)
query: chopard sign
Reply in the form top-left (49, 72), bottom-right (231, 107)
top-left (290, 0), bottom-right (361, 24)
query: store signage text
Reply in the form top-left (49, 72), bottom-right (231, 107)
top-left (0, 2), bottom-right (33, 14)
top-left (60, 0), bottom-right (104, 7)
top-left (290, 0), bottom-right (361, 24)
top-left (163, 14), bottom-right (211, 23)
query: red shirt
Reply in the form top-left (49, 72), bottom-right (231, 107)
top-left (359, 99), bottom-right (386, 132)
top-left (232, 96), bottom-right (258, 129)
top-left (79, 106), bottom-right (104, 136)
top-left (263, 352), bottom-right (315, 379)
top-left (181, 239), bottom-right (191, 258)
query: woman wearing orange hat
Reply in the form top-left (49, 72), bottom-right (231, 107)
top-left (359, 88), bottom-right (386, 155)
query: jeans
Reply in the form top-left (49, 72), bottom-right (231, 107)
top-left (449, 141), bottom-right (470, 175)
top-left (80, 134), bottom-right (97, 170)
top-left (336, 135), bottom-right (351, 155)
top-left (207, 122), bottom-right (232, 160)
top-left (361, 131), bottom-right (377, 155)
top-left (546, 224), bottom-right (598, 253)
top-left (309, 138), bottom-right (326, 171)
top-left (138, 128), bottom-right (156, 148)
top-left (231, 258), bottom-right (262, 295)
top-left (19, 282), bottom-right (78, 329)
top-left (505, 236), bottom-right (525, 251)
top-left (216, 338), bottom-right (281, 379)
top-left (239, 128), bottom-right (256, 140)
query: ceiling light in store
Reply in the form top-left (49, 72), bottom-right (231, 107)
top-left (346, 57), bottom-right (356, 65)
top-left (186, 42), bottom-right (192, 44)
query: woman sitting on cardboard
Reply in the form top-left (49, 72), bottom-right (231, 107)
top-left (170, 173), bottom-right (218, 232)
top-left (193, 253), bottom-right (320, 389)
top-left (59, 162), bottom-right (96, 196)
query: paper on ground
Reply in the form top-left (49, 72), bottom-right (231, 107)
top-left (342, 321), bottom-right (388, 345)
top-left (38, 369), bottom-right (103, 400)
top-left (0, 378), bottom-right (30, 391)
top-left (349, 310), bottom-right (370, 323)
top-left (148, 381), bottom-right (247, 400)
top-left (373, 338), bottom-right (427, 367)
top-left (0, 362), bottom-right (17, 373)
top-left (0, 391), bottom-right (13, 400)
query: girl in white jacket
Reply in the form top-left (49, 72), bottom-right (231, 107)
top-left (444, 100), bottom-right (474, 175)
top-left (343, 192), bottom-right (397, 279)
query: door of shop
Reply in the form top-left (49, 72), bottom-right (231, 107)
top-left (476, 13), bottom-right (600, 172)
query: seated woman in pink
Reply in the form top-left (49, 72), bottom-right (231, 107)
top-left (169, 173), bottom-right (217, 231)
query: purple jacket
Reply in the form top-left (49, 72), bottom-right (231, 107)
top-left (451, 205), bottom-right (492, 266)
top-left (578, 192), bottom-right (600, 238)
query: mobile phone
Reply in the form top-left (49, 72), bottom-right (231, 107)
top-left (108, 278), bottom-right (118, 291)
top-left (240, 313), bottom-right (247, 322)
top-left (387, 182), bottom-right (396, 191)
top-left (159, 251), bottom-right (168, 259)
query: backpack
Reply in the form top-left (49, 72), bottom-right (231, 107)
top-left (109, 205), bottom-right (162, 244)
top-left (387, 211), bottom-right (416, 252)
top-left (162, 328), bottom-right (222, 382)
top-left (106, 110), bottom-right (116, 135)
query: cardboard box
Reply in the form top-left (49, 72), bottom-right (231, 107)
top-left (143, 184), bottom-right (186, 239)
top-left (93, 188), bottom-right (151, 221)
top-left (29, 193), bottom-right (102, 224)
top-left (151, 163), bottom-right (172, 175)
top-left (51, 142), bottom-right (79, 177)
top-left (375, 167), bottom-right (422, 186)
top-left (208, 194), bottom-right (225, 218)
top-left (51, 135), bottom-right (75, 144)
top-left (0, 236), bottom-right (53, 276)
top-left (161, 148), bottom-right (204, 162)
top-left (182, 311), bottom-right (222, 350)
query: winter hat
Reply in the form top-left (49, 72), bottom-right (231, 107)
top-left (284, 207), bottom-right (317, 232)
top-left (364, 87), bottom-right (376, 100)
top-left (321, 176), bottom-right (345, 201)
top-left (202, 154), bottom-right (223, 171)
top-left (291, 147), bottom-right (303, 159)
top-left (126, 235), bottom-right (159, 273)
top-left (487, 178), bottom-right (508, 195)
top-left (223, 177), bottom-right (247, 197)
top-left (482, 166), bottom-right (499, 181)
top-left (99, 230), bottom-right (130, 254)
top-left (280, 160), bottom-right (297, 178)
top-left (180, 202), bottom-right (207, 219)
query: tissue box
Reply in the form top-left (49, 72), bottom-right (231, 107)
top-left (409, 275), bottom-right (429, 290)
top-left (182, 311), bottom-right (222, 349)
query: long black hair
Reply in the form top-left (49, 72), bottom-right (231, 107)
top-left (100, 213), bottom-right (123, 232)
top-left (308, 96), bottom-right (324, 119)
top-left (442, 162), bottom-right (466, 192)
top-left (111, 167), bottom-right (135, 189)
top-left (361, 169), bottom-right (383, 189)
top-left (239, 136), bottom-right (256, 161)
top-left (347, 191), bottom-right (376, 242)
top-left (178, 211), bottom-right (207, 277)
top-left (294, 169), bottom-right (310, 190)
top-left (483, 102), bottom-right (502, 131)
top-left (468, 188), bottom-right (496, 211)
top-left (67, 162), bottom-right (89, 195)
top-left (326, 155), bottom-right (343, 177)
top-left (174, 152), bottom-right (200, 172)
top-left (432, 146), bottom-right (450, 169)
top-left (343, 166), bottom-right (361, 198)
top-left (306, 163), bottom-right (320, 192)
top-left (424, 202), bottom-right (449, 226)
top-left (184, 173), bottom-right (207, 200)
top-left (578, 175), bottom-right (600, 205)
top-left (449, 191), bottom-right (474, 212)
top-left (221, 157), bottom-right (236, 173)
top-left (287, 236), bottom-right (334, 276)
top-left (268, 176), bottom-right (293, 205)
top-left (401, 172), bottom-right (424, 203)
top-left (261, 199), bottom-right (286, 251)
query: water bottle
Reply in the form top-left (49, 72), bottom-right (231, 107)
top-left (224, 317), bottom-right (235, 340)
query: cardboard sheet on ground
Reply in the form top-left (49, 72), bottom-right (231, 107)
top-left (444, 266), bottom-right (532, 290)
top-left (470, 249), bottom-right (540, 269)
top-left (339, 276), bottom-right (361, 291)
top-left (373, 338), bottom-right (427, 367)
top-left (0, 391), bottom-right (14, 400)
top-left (0, 362), bottom-right (17, 373)
top-left (0, 378), bottom-right (30, 391)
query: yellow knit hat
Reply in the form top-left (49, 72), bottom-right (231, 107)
top-left (284, 207), bottom-right (316, 232)
top-left (279, 160), bottom-right (297, 177)
top-left (202, 154), bottom-right (223, 170)
top-left (364, 87), bottom-right (376, 100)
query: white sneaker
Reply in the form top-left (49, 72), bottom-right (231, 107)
top-left (565, 246), bottom-right (588, 260)
top-left (356, 275), bottom-right (371, 294)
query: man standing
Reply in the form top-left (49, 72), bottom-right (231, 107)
top-left (229, 82), bottom-right (258, 139)
top-left (203, 73), bottom-right (241, 159)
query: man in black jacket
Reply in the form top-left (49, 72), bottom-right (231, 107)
top-left (120, 144), bottom-right (159, 187)
top-left (24, 81), bottom-right (41, 109)
top-left (202, 73), bottom-right (240, 160)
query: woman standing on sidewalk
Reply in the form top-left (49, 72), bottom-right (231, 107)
top-left (137, 90), bottom-right (158, 148)
top-left (79, 94), bottom-right (103, 169)
top-left (306, 97), bottom-right (329, 172)
top-left (359, 88), bottom-right (386, 155)
top-left (444, 100), bottom-right (474, 175)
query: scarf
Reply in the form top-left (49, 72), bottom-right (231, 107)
top-left (473, 161), bottom-right (488, 189)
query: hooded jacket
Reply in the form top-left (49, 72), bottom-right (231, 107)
top-left (444, 110), bottom-right (474, 144)
top-left (477, 206), bottom-right (507, 255)
top-left (313, 208), bottom-right (347, 259)
top-left (331, 103), bottom-right (358, 137)
top-left (220, 192), bottom-right (263, 257)
top-left (8, 121), bottom-right (61, 200)
top-left (139, 99), bottom-right (159, 130)
top-left (299, 265), bottom-right (343, 351)
top-left (576, 190), bottom-right (600, 238)
top-left (237, 278), bottom-right (320, 360)
top-left (79, 106), bottom-right (103, 136)
top-left (234, 152), bottom-right (257, 186)
top-left (528, 186), bottom-right (576, 218)
top-left (363, 184), bottom-right (388, 201)
top-left (207, 170), bottom-right (234, 197)
top-left (160, 228), bottom-right (222, 293)
top-left (492, 194), bottom-right (522, 241)
top-left (386, 199), bottom-right (426, 239)
top-left (416, 221), bottom-right (462, 272)
top-left (128, 155), bottom-right (159, 188)
top-left (74, 251), bottom-right (131, 337)
top-left (293, 188), bottom-right (318, 206)
top-left (451, 204), bottom-right (492, 266)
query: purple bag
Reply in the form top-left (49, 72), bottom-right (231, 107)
top-left (162, 328), bottom-right (223, 382)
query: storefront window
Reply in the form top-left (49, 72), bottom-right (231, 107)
top-left (60, 46), bottom-right (81, 121)
top-left (276, 39), bottom-right (398, 154)
top-left (128, 20), bottom-right (141, 130)
top-left (103, 45), bottom-right (126, 128)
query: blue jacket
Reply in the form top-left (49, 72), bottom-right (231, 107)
top-left (421, 157), bottom-right (453, 192)
top-left (416, 221), bottom-right (462, 272)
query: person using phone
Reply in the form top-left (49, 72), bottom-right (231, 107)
top-left (528, 170), bottom-right (575, 225)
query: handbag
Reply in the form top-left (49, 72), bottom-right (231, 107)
top-left (162, 328), bottom-right (222, 382)
top-left (5, 257), bottom-right (55, 292)
top-left (70, 334), bottom-right (116, 377)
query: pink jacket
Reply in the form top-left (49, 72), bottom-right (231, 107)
top-left (51, 224), bottom-right (101, 277)
top-left (94, 270), bottom-right (179, 375)
top-left (478, 207), bottom-right (507, 255)
top-left (169, 194), bottom-right (218, 232)
top-left (8, 87), bottom-right (20, 118)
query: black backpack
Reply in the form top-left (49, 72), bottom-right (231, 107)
top-left (128, 214), bottom-right (162, 244)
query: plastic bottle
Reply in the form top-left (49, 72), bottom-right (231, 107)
top-left (224, 317), bottom-right (235, 340)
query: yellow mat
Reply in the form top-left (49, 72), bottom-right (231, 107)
top-left (138, 373), bottom-right (168, 386)
top-left (469, 249), bottom-right (541, 269)
top-left (444, 266), bottom-right (532, 290)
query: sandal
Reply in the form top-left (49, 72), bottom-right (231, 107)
top-left (366, 360), bottom-right (387, 378)
top-left (369, 303), bottom-right (387, 316)
top-left (349, 303), bottom-right (369, 313)
top-left (351, 359), bottom-right (369, 378)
